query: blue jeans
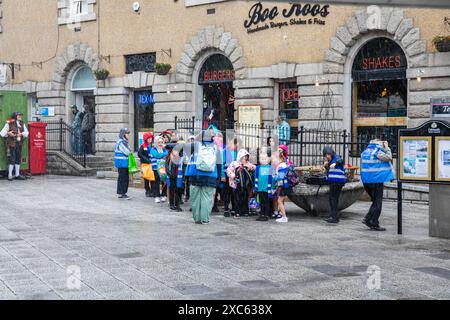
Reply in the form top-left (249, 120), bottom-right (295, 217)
top-left (72, 128), bottom-right (82, 155)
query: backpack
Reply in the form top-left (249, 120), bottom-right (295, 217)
top-left (157, 159), bottom-right (167, 181)
top-left (286, 167), bottom-right (300, 187)
top-left (196, 144), bottom-right (216, 172)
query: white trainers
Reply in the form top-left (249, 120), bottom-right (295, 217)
top-left (160, 196), bottom-right (167, 202)
top-left (155, 197), bottom-right (161, 203)
top-left (276, 217), bottom-right (288, 223)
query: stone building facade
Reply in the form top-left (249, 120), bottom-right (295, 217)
top-left (1, 1), bottom-right (450, 156)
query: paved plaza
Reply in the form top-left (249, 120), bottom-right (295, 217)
top-left (0, 176), bottom-right (449, 300)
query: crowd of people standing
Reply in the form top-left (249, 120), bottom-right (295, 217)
top-left (113, 125), bottom-right (394, 230)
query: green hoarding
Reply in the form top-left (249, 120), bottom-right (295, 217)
top-left (0, 91), bottom-right (29, 173)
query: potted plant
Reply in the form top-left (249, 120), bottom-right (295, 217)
top-left (93, 68), bottom-right (110, 80)
top-left (155, 63), bottom-right (171, 75)
top-left (432, 35), bottom-right (450, 52)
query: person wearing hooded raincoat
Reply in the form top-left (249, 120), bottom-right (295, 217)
top-left (322, 146), bottom-right (347, 224)
top-left (114, 128), bottom-right (132, 199)
top-left (138, 131), bottom-right (154, 197)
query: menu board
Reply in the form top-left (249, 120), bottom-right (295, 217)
top-left (237, 105), bottom-right (261, 126)
top-left (237, 105), bottom-right (261, 149)
top-left (435, 137), bottom-right (450, 182)
top-left (399, 136), bottom-right (432, 181)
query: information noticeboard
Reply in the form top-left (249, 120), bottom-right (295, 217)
top-left (398, 120), bottom-right (450, 184)
top-left (435, 137), bottom-right (450, 182)
top-left (399, 136), bottom-right (432, 181)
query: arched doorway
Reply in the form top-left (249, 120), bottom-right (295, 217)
top-left (68, 65), bottom-right (97, 154)
top-left (198, 54), bottom-right (235, 131)
top-left (351, 37), bottom-right (408, 144)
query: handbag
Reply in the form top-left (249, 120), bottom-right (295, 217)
top-left (141, 163), bottom-right (155, 181)
top-left (128, 153), bottom-right (139, 174)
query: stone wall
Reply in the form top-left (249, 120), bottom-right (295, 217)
top-left (407, 53), bottom-right (450, 127)
top-left (94, 87), bottom-right (130, 156)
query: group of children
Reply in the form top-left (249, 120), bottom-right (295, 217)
top-left (137, 128), bottom-right (297, 224)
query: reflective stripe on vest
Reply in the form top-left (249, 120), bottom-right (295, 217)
top-left (327, 156), bottom-right (347, 183)
top-left (114, 140), bottom-right (128, 169)
top-left (361, 144), bottom-right (394, 183)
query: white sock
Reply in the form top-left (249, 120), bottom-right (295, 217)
top-left (8, 165), bottom-right (14, 178)
top-left (15, 164), bottom-right (20, 177)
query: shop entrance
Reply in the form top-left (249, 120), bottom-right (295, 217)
top-left (133, 90), bottom-right (154, 152)
top-left (351, 37), bottom-right (408, 149)
top-left (198, 54), bottom-right (235, 131)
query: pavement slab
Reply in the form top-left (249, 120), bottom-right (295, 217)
top-left (0, 176), bottom-right (449, 300)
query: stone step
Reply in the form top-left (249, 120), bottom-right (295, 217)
top-left (85, 156), bottom-right (113, 164)
top-left (86, 161), bottom-right (114, 169)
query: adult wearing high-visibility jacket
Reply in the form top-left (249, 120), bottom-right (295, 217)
top-left (361, 139), bottom-right (395, 231)
top-left (114, 128), bottom-right (132, 200)
top-left (323, 147), bottom-right (347, 224)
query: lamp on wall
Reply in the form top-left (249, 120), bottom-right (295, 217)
top-left (416, 69), bottom-right (425, 83)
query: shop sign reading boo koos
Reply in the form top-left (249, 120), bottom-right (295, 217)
top-left (244, 2), bottom-right (330, 33)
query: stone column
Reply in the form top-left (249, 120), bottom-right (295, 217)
top-left (94, 87), bottom-right (130, 157)
top-left (36, 82), bottom-right (66, 120)
top-left (407, 52), bottom-right (450, 239)
top-left (153, 83), bottom-right (193, 134)
top-left (297, 73), bottom-right (344, 131)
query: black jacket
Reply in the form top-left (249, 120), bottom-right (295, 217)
top-left (138, 145), bottom-right (151, 164)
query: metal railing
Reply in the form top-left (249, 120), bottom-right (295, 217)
top-left (46, 119), bottom-right (86, 168)
top-left (174, 116), bottom-right (398, 169)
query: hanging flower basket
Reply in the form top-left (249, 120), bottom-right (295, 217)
top-left (433, 36), bottom-right (450, 52)
top-left (93, 68), bottom-right (110, 80)
top-left (155, 63), bottom-right (171, 75)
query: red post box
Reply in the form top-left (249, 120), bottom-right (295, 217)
top-left (28, 122), bottom-right (47, 175)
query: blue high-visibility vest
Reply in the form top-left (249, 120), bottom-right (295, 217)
top-left (327, 155), bottom-right (347, 184)
top-left (361, 144), bottom-right (395, 184)
top-left (114, 139), bottom-right (129, 169)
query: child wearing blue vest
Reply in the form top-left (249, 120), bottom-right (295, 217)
top-left (254, 151), bottom-right (273, 222)
top-left (323, 147), bottom-right (347, 224)
top-left (166, 143), bottom-right (184, 212)
top-left (222, 138), bottom-right (238, 217)
top-left (150, 136), bottom-right (168, 203)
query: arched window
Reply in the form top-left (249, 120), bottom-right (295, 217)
top-left (71, 66), bottom-right (96, 91)
top-left (352, 38), bottom-right (407, 147)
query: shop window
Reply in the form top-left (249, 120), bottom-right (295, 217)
top-left (278, 82), bottom-right (299, 139)
top-left (134, 90), bottom-right (154, 151)
top-left (125, 53), bottom-right (156, 74)
top-left (352, 37), bottom-right (407, 146)
top-left (199, 54), bottom-right (235, 131)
